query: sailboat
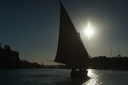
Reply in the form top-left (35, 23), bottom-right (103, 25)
top-left (54, 1), bottom-right (90, 76)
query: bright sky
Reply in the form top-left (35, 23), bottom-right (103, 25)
top-left (1, 0), bottom-right (128, 65)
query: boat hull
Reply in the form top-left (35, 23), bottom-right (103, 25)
top-left (70, 70), bottom-right (88, 76)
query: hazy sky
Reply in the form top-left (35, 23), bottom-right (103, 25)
top-left (1, 0), bottom-right (128, 65)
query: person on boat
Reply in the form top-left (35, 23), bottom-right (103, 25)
top-left (71, 68), bottom-right (76, 73)
top-left (83, 68), bottom-right (86, 71)
top-left (79, 68), bottom-right (83, 71)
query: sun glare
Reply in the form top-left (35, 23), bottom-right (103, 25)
top-left (85, 23), bottom-right (94, 39)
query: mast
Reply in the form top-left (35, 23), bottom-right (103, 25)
top-left (110, 46), bottom-right (112, 57)
top-left (78, 33), bottom-right (81, 68)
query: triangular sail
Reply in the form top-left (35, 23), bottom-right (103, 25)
top-left (54, 2), bottom-right (90, 68)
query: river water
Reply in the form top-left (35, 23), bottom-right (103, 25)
top-left (0, 69), bottom-right (128, 85)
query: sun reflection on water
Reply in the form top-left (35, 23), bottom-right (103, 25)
top-left (83, 69), bottom-right (102, 85)
top-left (87, 69), bottom-right (96, 77)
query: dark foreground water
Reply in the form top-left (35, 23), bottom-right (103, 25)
top-left (0, 69), bottom-right (128, 85)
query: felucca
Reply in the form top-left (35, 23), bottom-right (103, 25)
top-left (54, 1), bottom-right (90, 76)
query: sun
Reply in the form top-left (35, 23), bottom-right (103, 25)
top-left (85, 23), bottom-right (94, 39)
